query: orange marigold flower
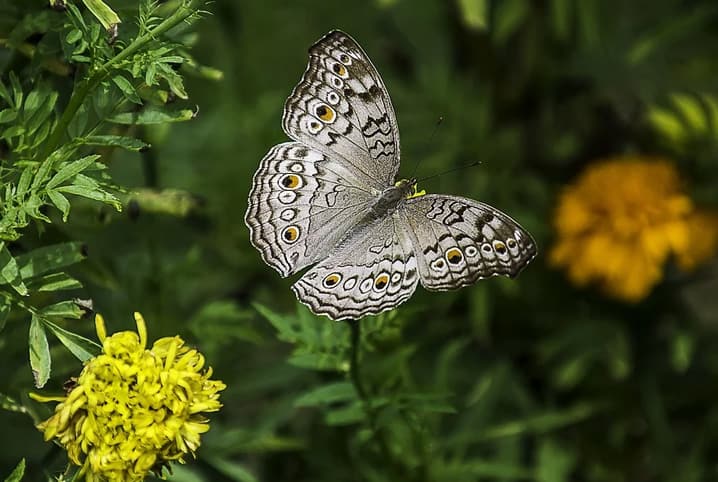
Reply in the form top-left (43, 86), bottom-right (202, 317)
top-left (549, 156), bottom-right (718, 302)
top-left (31, 312), bottom-right (226, 482)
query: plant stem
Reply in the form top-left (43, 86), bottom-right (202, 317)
top-left (40, 0), bottom-right (206, 161)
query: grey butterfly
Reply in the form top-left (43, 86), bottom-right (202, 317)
top-left (245, 30), bottom-right (536, 320)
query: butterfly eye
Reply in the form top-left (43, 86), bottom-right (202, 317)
top-left (374, 273), bottom-right (390, 290)
top-left (280, 174), bottom-right (303, 190)
top-left (492, 241), bottom-right (507, 255)
top-left (330, 75), bottom-right (344, 88)
top-left (506, 239), bottom-right (517, 249)
top-left (338, 53), bottom-right (352, 65)
top-left (446, 248), bottom-right (464, 265)
top-left (281, 226), bottom-right (300, 243)
top-left (315, 104), bottom-right (336, 123)
top-left (323, 273), bottom-right (342, 288)
top-left (430, 259), bottom-right (446, 271)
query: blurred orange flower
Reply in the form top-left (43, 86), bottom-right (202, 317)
top-left (550, 156), bottom-right (718, 302)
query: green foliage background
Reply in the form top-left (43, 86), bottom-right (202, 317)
top-left (1, 0), bottom-right (718, 480)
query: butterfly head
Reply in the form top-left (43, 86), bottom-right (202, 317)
top-left (395, 178), bottom-right (426, 200)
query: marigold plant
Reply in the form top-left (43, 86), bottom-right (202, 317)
top-left (550, 156), bottom-right (718, 301)
top-left (32, 312), bottom-right (226, 482)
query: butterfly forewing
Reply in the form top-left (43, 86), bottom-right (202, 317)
top-left (245, 142), bottom-right (375, 277)
top-left (282, 30), bottom-right (401, 190)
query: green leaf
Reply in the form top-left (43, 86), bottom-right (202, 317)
top-left (29, 315), bottom-right (51, 388)
top-left (204, 457), bottom-right (259, 482)
top-left (536, 439), bottom-right (577, 482)
top-left (16, 242), bottom-right (86, 279)
top-left (0, 299), bottom-right (10, 333)
top-left (39, 300), bottom-right (85, 319)
top-left (46, 155), bottom-right (101, 189)
top-left (57, 184), bottom-right (122, 210)
top-left (108, 107), bottom-right (197, 125)
top-left (28, 272), bottom-right (83, 292)
top-left (16, 166), bottom-right (33, 198)
top-left (0, 108), bottom-right (17, 124)
top-left (294, 382), bottom-right (357, 407)
top-left (324, 403), bottom-right (366, 426)
top-left (254, 303), bottom-right (298, 342)
top-left (81, 135), bottom-right (149, 151)
top-left (111, 75), bottom-right (141, 104)
top-left (288, 352), bottom-right (349, 372)
top-left (47, 190), bottom-right (71, 221)
top-left (456, 0), bottom-right (489, 30)
top-left (0, 243), bottom-right (28, 296)
top-left (81, 0), bottom-right (121, 31)
top-left (493, 0), bottom-right (530, 44)
top-left (3, 458), bottom-right (25, 482)
top-left (42, 318), bottom-right (100, 362)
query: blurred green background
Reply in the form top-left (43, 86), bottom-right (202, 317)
top-left (3, 0), bottom-right (718, 480)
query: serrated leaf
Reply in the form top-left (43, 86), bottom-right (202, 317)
top-left (16, 242), bottom-right (86, 279)
top-left (47, 190), bottom-right (71, 221)
top-left (0, 243), bottom-right (27, 296)
top-left (81, 135), bottom-right (149, 151)
top-left (42, 318), bottom-right (99, 362)
top-left (4, 458), bottom-right (25, 482)
top-left (294, 382), bottom-right (357, 407)
top-left (29, 316), bottom-right (51, 388)
top-left (46, 155), bottom-right (101, 189)
top-left (108, 107), bottom-right (196, 125)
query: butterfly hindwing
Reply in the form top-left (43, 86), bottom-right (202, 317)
top-left (291, 216), bottom-right (419, 320)
top-left (282, 30), bottom-right (400, 190)
top-left (245, 142), bottom-right (375, 277)
top-left (404, 195), bottom-right (537, 291)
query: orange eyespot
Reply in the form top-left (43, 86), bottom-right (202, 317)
top-left (280, 174), bottom-right (301, 189)
top-left (374, 274), bottom-right (389, 290)
top-left (332, 62), bottom-right (347, 77)
top-left (323, 273), bottom-right (342, 288)
top-left (282, 226), bottom-right (300, 243)
top-left (493, 241), bottom-right (507, 255)
top-left (315, 104), bottom-right (336, 123)
top-left (446, 248), bottom-right (463, 265)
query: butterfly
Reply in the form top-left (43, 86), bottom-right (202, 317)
top-left (245, 30), bottom-right (536, 320)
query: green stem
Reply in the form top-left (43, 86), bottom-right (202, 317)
top-left (40, 0), bottom-right (206, 160)
top-left (348, 321), bottom-right (410, 480)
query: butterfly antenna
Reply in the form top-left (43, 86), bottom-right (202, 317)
top-left (416, 160), bottom-right (482, 184)
top-left (409, 116), bottom-right (444, 179)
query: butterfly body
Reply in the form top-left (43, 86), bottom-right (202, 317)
top-left (245, 30), bottom-right (537, 320)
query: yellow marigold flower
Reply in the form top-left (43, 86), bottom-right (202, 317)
top-left (550, 156), bottom-right (718, 302)
top-left (32, 312), bottom-right (226, 481)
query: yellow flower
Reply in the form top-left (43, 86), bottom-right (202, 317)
top-left (32, 312), bottom-right (226, 481)
top-left (550, 156), bottom-right (718, 302)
